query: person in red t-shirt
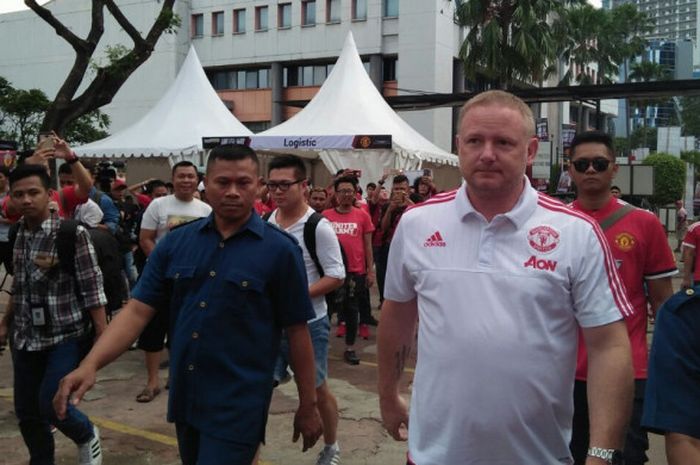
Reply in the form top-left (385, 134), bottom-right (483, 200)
top-left (323, 175), bottom-right (375, 365)
top-left (681, 222), bottom-right (700, 289)
top-left (568, 131), bottom-right (676, 465)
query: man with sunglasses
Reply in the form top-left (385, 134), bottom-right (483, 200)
top-left (568, 130), bottom-right (677, 465)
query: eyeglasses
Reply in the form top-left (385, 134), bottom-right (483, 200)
top-left (266, 179), bottom-right (304, 191)
top-left (572, 158), bottom-right (611, 173)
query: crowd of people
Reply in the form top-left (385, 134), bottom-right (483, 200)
top-left (0, 90), bottom-right (698, 465)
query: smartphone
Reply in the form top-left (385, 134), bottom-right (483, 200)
top-left (37, 133), bottom-right (55, 151)
top-left (422, 168), bottom-right (433, 177)
top-left (351, 169), bottom-right (362, 178)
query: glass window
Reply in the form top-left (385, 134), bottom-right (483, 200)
top-left (258, 69), bottom-right (270, 88)
top-left (302, 1), bottom-right (316, 26)
top-left (255, 6), bottom-right (268, 31)
top-left (237, 71), bottom-right (247, 90)
top-left (313, 65), bottom-right (327, 85)
top-left (352, 0), bottom-right (367, 20)
top-left (326, 0), bottom-right (341, 22)
top-left (383, 0), bottom-right (398, 17)
top-left (233, 9), bottom-right (246, 33)
top-left (246, 70), bottom-right (259, 89)
top-left (383, 57), bottom-right (397, 81)
top-left (279, 3), bottom-right (292, 28)
top-left (212, 11), bottom-right (224, 35)
top-left (303, 66), bottom-right (314, 86)
top-left (192, 14), bottom-right (204, 38)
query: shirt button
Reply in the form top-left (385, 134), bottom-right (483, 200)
top-left (192, 332), bottom-right (199, 339)
top-left (209, 271), bottom-right (216, 277)
top-left (219, 242), bottom-right (225, 248)
top-left (188, 364), bottom-right (195, 371)
top-left (241, 281), bottom-right (248, 288)
top-left (199, 301), bottom-right (207, 308)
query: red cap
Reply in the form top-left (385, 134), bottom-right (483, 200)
top-left (112, 179), bottom-right (127, 190)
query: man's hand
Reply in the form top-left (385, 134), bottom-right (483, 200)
top-left (53, 364), bottom-right (98, 420)
top-left (52, 132), bottom-right (74, 160)
top-left (366, 271), bottom-right (375, 288)
top-left (26, 147), bottom-right (55, 167)
top-left (681, 276), bottom-right (693, 289)
top-left (380, 394), bottom-right (409, 441)
top-left (292, 403), bottom-right (322, 452)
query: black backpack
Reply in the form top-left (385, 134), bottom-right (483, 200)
top-left (263, 211), bottom-right (347, 277)
top-left (7, 219), bottom-right (80, 275)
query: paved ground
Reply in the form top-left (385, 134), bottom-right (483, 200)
top-left (0, 247), bottom-right (681, 465)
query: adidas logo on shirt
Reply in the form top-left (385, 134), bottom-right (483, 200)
top-left (424, 231), bottom-right (446, 247)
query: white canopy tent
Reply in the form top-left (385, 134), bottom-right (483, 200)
top-left (75, 46), bottom-right (252, 163)
top-left (212, 32), bottom-right (458, 183)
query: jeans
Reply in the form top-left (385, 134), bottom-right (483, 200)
top-left (12, 338), bottom-right (95, 465)
top-left (374, 244), bottom-right (390, 304)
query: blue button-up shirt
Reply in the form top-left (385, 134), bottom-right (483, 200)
top-left (132, 212), bottom-right (314, 444)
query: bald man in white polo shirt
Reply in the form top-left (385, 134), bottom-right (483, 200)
top-left (377, 90), bottom-right (635, 465)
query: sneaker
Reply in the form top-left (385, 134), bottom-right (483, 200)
top-left (336, 322), bottom-right (346, 338)
top-left (78, 425), bottom-right (102, 465)
top-left (358, 324), bottom-right (370, 340)
top-left (316, 444), bottom-right (341, 465)
top-left (343, 350), bottom-right (360, 365)
top-left (366, 316), bottom-right (379, 327)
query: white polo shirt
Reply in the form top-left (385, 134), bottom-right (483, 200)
top-left (269, 206), bottom-right (346, 322)
top-left (385, 180), bottom-right (633, 465)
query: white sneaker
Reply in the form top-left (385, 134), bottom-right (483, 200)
top-left (316, 444), bottom-right (340, 465)
top-left (78, 425), bottom-right (102, 465)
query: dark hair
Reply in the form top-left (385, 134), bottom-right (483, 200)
top-left (611, 185), bottom-right (621, 191)
top-left (206, 144), bottom-right (259, 174)
top-left (393, 174), bottom-right (409, 185)
top-left (172, 160), bottom-right (197, 176)
top-left (366, 182), bottom-right (377, 190)
top-left (268, 154), bottom-right (307, 179)
top-left (146, 179), bottom-right (167, 193)
top-left (9, 163), bottom-right (51, 190)
top-left (58, 163), bottom-right (73, 175)
top-left (334, 175), bottom-right (358, 191)
top-left (0, 166), bottom-right (10, 178)
top-left (570, 131), bottom-right (614, 159)
top-left (310, 186), bottom-right (327, 196)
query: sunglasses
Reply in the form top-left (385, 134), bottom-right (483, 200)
top-left (572, 158), bottom-right (611, 173)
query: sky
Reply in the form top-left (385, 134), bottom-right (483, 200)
top-left (0, 0), bottom-right (604, 14)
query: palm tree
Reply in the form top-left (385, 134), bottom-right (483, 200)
top-left (456, 0), bottom-right (585, 90)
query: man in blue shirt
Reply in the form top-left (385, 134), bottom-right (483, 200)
top-left (53, 144), bottom-right (323, 464)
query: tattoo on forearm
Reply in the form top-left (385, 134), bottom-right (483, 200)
top-left (394, 344), bottom-right (411, 377)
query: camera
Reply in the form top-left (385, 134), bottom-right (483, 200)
top-left (96, 161), bottom-right (125, 192)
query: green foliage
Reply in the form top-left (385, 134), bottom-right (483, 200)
top-left (614, 137), bottom-right (630, 157)
top-left (643, 153), bottom-right (686, 207)
top-left (158, 10), bottom-right (181, 34)
top-left (630, 126), bottom-right (657, 151)
top-left (681, 150), bottom-right (700, 166)
top-left (0, 77), bottom-right (110, 149)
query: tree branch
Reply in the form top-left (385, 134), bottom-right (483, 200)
top-left (24, 0), bottom-right (88, 53)
top-left (103, 0), bottom-right (146, 47)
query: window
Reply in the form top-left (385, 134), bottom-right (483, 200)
top-left (313, 65), bottom-right (327, 85)
top-left (209, 67), bottom-right (271, 90)
top-left (255, 6), bottom-right (268, 31)
top-left (283, 63), bottom-right (335, 87)
top-left (383, 57), bottom-right (397, 81)
top-left (326, 0), bottom-right (340, 23)
top-left (212, 11), bottom-right (224, 36)
top-left (278, 3), bottom-right (292, 28)
top-left (352, 0), bottom-right (367, 20)
top-left (233, 8), bottom-right (246, 33)
top-left (192, 14), bottom-right (204, 38)
top-left (258, 69), bottom-right (270, 88)
top-left (383, 0), bottom-right (398, 17)
top-left (302, 1), bottom-right (316, 26)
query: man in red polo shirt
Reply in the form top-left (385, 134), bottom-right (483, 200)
top-left (568, 130), bottom-right (677, 465)
top-left (681, 221), bottom-right (700, 289)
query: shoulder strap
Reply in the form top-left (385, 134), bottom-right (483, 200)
top-left (303, 212), bottom-right (325, 277)
top-left (57, 219), bottom-right (79, 275)
top-left (599, 204), bottom-right (635, 231)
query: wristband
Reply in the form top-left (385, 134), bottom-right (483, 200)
top-left (65, 151), bottom-right (79, 164)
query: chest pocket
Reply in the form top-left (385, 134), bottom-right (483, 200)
top-left (220, 270), bottom-right (266, 319)
top-left (165, 265), bottom-right (197, 305)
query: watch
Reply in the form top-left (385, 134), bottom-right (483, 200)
top-left (587, 447), bottom-right (624, 465)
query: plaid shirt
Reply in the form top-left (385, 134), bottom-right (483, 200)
top-left (12, 211), bottom-right (107, 351)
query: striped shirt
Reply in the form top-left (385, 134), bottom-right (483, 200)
top-left (12, 211), bottom-right (107, 351)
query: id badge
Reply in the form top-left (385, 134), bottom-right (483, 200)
top-left (31, 306), bottom-right (46, 327)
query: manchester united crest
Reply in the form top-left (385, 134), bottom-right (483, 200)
top-left (527, 225), bottom-right (560, 254)
top-left (614, 232), bottom-right (636, 252)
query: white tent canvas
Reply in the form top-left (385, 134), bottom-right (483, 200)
top-left (240, 32), bottom-right (458, 183)
top-left (75, 46), bottom-right (252, 161)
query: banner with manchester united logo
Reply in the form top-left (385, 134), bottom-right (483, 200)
top-left (0, 140), bottom-right (17, 169)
